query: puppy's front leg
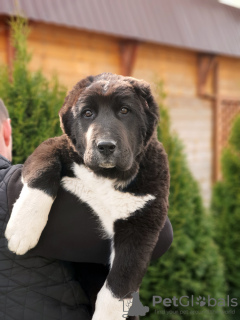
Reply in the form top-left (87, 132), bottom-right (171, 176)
top-left (5, 138), bottom-right (62, 255)
top-left (6, 184), bottom-right (54, 255)
top-left (93, 203), bottom-right (167, 320)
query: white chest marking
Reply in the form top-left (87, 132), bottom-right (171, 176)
top-left (61, 163), bottom-right (155, 236)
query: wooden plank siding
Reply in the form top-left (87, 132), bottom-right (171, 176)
top-left (27, 23), bottom-right (120, 89)
top-left (0, 21), bottom-right (239, 206)
top-left (0, 22), bottom-right (8, 64)
top-left (132, 44), bottom-right (213, 206)
top-left (219, 56), bottom-right (240, 98)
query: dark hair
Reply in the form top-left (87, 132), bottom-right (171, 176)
top-left (0, 99), bottom-right (9, 125)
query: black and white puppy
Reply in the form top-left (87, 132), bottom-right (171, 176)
top-left (5, 73), bottom-right (170, 319)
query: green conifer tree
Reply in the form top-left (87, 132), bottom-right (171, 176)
top-left (140, 87), bottom-right (227, 320)
top-left (212, 115), bottom-right (240, 317)
top-left (0, 17), bottom-right (66, 164)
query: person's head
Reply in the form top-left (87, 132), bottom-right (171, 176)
top-left (0, 99), bottom-right (12, 161)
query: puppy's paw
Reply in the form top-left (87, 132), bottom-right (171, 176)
top-left (5, 231), bottom-right (38, 255)
top-left (5, 184), bottom-right (54, 255)
top-left (5, 215), bottom-right (45, 255)
top-left (92, 283), bottom-right (132, 320)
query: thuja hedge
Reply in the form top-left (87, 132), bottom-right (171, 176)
top-left (0, 17), bottom-right (66, 164)
top-left (212, 115), bottom-right (240, 318)
top-left (140, 102), bottom-right (227, 320)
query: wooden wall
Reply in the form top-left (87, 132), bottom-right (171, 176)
top-left (27, 23), bottom-right (120, 89)
top-left (0, 22), bottom-right (7, 64)
top-left (133, 43), bottom-right (213, 207)
top-left (0, 20), bottom-right (240, 206)
top-left (219, 56), bottom-right (240, 97)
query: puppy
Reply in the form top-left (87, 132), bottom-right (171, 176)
top-left (5, 73), bottom-right (170, 319)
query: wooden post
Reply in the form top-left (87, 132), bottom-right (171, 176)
top-left (213, 96), bottom-right (221, 181)
top-left (197, 53), bottom-right (216, 98)
top-left (119, 40), bottom-right (139, 76)
top-left (197, 53), bottom-right (220, 181)
top-left (212, 56), bottom-right (220, 181)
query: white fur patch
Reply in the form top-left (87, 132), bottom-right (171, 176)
top-left (92, 282), bottom-right (131, 320)
top-left (103, 80), bottom-right (110, 91)
top-left (86, 125), bottom-right (94, 144)
top-left (5, 184), bottom-right (54, 255)
top-left (72, 104), bottom-right (77, 118)
top-left (61, 163), bottom-right (155, 236)
top-left (110, 241), bottom-right (115, 267)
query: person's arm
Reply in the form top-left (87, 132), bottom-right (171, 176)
top-left (7, 166), bottom-right (173, 263)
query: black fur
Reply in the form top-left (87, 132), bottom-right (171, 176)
top-left (108, 141), bottom-right (169, 297)
top-left (22, 73), bottom-right (170, 309)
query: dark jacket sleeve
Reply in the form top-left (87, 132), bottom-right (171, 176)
top-left (7, 166), bottom-right (173, 263)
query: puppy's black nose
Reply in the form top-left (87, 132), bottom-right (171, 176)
top-left (97, 141), bottom-right (116, 155)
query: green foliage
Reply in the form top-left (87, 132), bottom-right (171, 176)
top-left (140, 84), bottom-right (227, 320)
top-left (212, 116), bottom-right (240, 312)
top-left (0, 17), bottom-right (66, 164)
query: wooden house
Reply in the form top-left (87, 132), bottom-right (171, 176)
top-left (0, 0), bottom-right (239, 206)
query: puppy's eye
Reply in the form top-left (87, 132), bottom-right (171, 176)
top-left (83, 110), bottom-right (93, 118)
top-left (120, 107), bottom-right (129, 114)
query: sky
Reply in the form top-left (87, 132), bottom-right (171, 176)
top-left (219, 0), bottom-right (240, 8)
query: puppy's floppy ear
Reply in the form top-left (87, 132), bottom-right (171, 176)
top-left (59, 76), bottom-right (94, 138)
top-left (124, 77), bottom-right (159, 144)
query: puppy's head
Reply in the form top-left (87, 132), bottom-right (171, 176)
top-left (59, 73), bottom-right (159, 177)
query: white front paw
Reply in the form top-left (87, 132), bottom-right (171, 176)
top-left (5, 215), bottom-right (46, 255)
top-left (5, 184), bottom-right (54, 255)
top-left (5, 232), bottom-right (37, 255)
top-left (92, 283), bottom-right (132, 320)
